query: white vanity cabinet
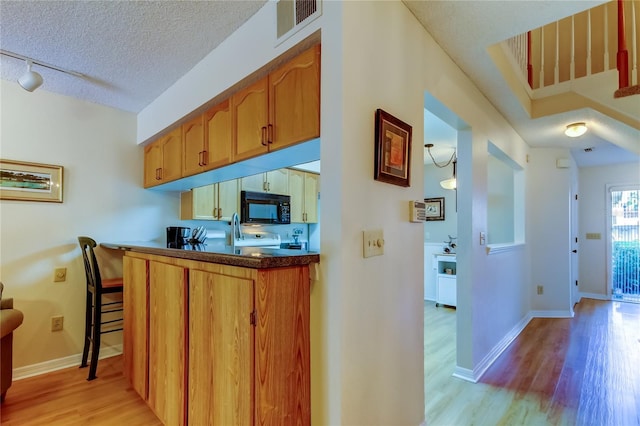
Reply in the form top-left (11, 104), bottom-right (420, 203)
top-left (435, 255), bottom-right (456, 307)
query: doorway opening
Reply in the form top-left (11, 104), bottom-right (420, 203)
top-left (608, 186), bottom-right (640, 303)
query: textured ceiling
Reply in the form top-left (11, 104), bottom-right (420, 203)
top-left (1, 0), bottom-right (637, 167)
top-left (0, 0), bottom-right (267, 112)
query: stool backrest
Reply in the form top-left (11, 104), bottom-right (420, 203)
top-left (78, 236), bottom-right (103, 292)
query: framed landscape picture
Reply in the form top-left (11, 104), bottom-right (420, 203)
top-left (0, 159), bottom-right (63, 203)
top-left (374, 109), bottom-right (412, 187)
top-left (424, 197), bottom-right (444, 221)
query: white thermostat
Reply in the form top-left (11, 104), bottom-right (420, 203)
top-left (409, 200), bottom-right (426, 222)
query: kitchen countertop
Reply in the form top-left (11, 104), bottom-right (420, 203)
top-left (101, 241), bottom-right (320, 269)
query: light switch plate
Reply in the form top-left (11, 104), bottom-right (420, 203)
top-left (363, 229), bottom-right (384, 258)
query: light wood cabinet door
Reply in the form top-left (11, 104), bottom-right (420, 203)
top-left (148, 261), bottom-right (187, 426)
top-left (191, 184), bottom-right (216, 220)
top-left (266, 169), bottom-right (289, 194)
top-left (241, 173), bottom-right (266, 193)
top-left (144, 128), bottom-right (183, 188)
top-left (123, 255), bottom-right (148, 401)
top-left (143, 142), bottom-right (163, 187)
top-left (182, 115), bottom-right (205, 177)
top-left (205, 100), bottom-right (232, 170)
top-left (303, 172), bottom-right (319, 223)
top-left (268, 45), bottom-right (320, 153)
top-left (288, 170), bottom-right (318, 223)
top-left (288, 169), bottom-right (305, 223)
top-left (255, 266), bottom-right (311, 425)
top-left (216, 179), bottom-right (239, 221)
top-left (232, 78), bottom-right (269, 162)
top-left (188, 269), bottom-right (254, 426)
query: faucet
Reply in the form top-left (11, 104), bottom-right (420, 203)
top-left (231, 212), bottom-right (243, 249)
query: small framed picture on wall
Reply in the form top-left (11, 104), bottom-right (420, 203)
top-left (424, 197), bottom-right (444, 221)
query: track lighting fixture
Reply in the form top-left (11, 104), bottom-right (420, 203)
top-left (1, 49), bottom-right (86, 92)
top-left (564, 122), bottom-right (587, 138)
top-left (18, 60), bottom-right (43, 92)
top-left (425, 143), bottom-right (457, 190)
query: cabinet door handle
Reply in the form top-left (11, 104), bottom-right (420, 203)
top-left (217, 207), bottom-right (222, 219)
top-left (261, 126), bottom-right (267, 146)
top-left (267, 182), bottom-right (271, 191)
top-left (202, 150), bottom-right (208, 166)
top-left (156, 168), bottom-right (162, 180)
top-left (267, 124), bottom-right (273, 145)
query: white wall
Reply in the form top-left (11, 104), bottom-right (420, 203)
top-left (424, 164), bottom-right (458, 244)
top-left (579, 162), bottom-right (640, 296)
top-left (0, 81), bottom-right (177, 368)
top-left (528, 148), bottom-right (573, 314)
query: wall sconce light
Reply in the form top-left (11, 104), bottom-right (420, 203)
top-left (425, 143), bottom-right (457, 190)
top-left (18, 60), bottom-right (43, 92)
top-left (564, 122), bottom-right (587, 138)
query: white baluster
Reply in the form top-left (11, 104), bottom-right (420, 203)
top-left (587, 9), bottom-right (592, 76)
top-left (555, 21), bottom-right (560, 84)
top-left (571, 15), bottom-right (576, 80)
top-left (632, 0), bottom-right (638, 85)
top-left (604, 4), bottom-right (610, 71)
top-left (540, 27), bottom-right (545, 88)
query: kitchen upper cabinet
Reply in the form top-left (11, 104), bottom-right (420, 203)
top-left (241, 169), bottom-right (289, 194)
top-left (123, 256), bottom-right (148, 401)
top-left (288, 169), bottom-right (319, 223)
top-left (181, 179), bottom-right (239, 221)
top-left (148, 260), bottom-right (188, 426)
top-left (144, 127), bottom-right (183, 188)
top-left (232, 79), bottom-right (269, 162)
top-left (232, 45), bottom-right (320, 163)
top-left (268, 44), bottom-right (320, 152)
top-left (188, 269), bottom-right (254, 426)
top-left (183, 101), bottom-right (232, 177)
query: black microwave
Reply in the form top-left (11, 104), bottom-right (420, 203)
top-left (240, 191), bottom-right (291, 224)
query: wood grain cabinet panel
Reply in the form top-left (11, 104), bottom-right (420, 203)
top-left (204, 100), bottom-right (233, 170)
top-left (232, 78), bottom-right (270, 162)
top-left (182, 115), bottom-right (205, 177)
top-left (188, 269), bottom-right (254, 426)
top-left (268, 44), bottom-right (321, 153)
top-left (144, 127), bottom-right (183, 188)
top-left (255, 266), bottom-right (311, 425)
top-left (123, 256), bottom-right (149, 401)
top-left (233, 45), bottom-right (320, 164)
top-left (288, 169), bottom-right (319, 223)
top-left (148, 261), bottom-right (188, 426)
top-left (180, 179), bottom-right (239, 221)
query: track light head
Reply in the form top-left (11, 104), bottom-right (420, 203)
top-left (18, 60), bottom-right (43, 92)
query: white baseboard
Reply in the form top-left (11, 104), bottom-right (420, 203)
top-left (452, 366), bottom-right (477, 383)
top-left (580, 292), bottom-right (610, 301)
top-left (530, 310), bottom-right (574, 318)
top-left (13, 344), bottom-right (122, 380)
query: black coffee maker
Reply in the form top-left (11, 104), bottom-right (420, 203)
top-left (167, 226), bottom-right (190, 248)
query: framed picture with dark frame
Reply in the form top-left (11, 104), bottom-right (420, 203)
top-left (424, 197), bottom-right (445, 221)
top-left (0, 159), bottom-right (64, 203)
top-left (374, 108), bottom-right (412, 187)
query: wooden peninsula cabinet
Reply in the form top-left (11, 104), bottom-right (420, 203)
top-left (120, 248), bottom-right (314, 426)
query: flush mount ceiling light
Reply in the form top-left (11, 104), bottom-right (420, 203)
top-left (564, 122), bottom-right (588, 138)
top-left (0, 49), bottom-right (86, 92)
top-left (425, 143), bottom-right (457, 190)
top-left (18, 60), bottom-right (43, 92)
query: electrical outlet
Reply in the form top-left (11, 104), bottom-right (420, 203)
top-left (363, 229), bottom-right (384, 258)
top-left (537, 285), bottom-right (544, 295)
top-left (54, 267), bottom-right (67, 282)
top-left (51, 315), bottom-right (64, 332)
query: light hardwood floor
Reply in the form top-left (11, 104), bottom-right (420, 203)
top-left (0, 356), bottom-right (161, 426)
top-left (2, 299), bottom-right (637, 425)
top-left (425, 298), bottom-right (640, 426)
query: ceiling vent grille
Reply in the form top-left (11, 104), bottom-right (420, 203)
top-left (276, 0), bottom-right (321, 44)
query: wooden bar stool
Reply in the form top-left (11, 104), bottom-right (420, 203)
top-left (77, 236), bottom-right (123, 381)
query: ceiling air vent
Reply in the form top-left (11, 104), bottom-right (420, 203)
top-left (276, 0), bottom-right (321, 44)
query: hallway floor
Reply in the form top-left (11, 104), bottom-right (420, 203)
top-left (424, 298), bottom-right (640, 425)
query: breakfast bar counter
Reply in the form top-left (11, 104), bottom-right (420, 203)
top-left (106, 240), bottom-right (314, 426)
top-left (101, 241), bottom-right (319, 269)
